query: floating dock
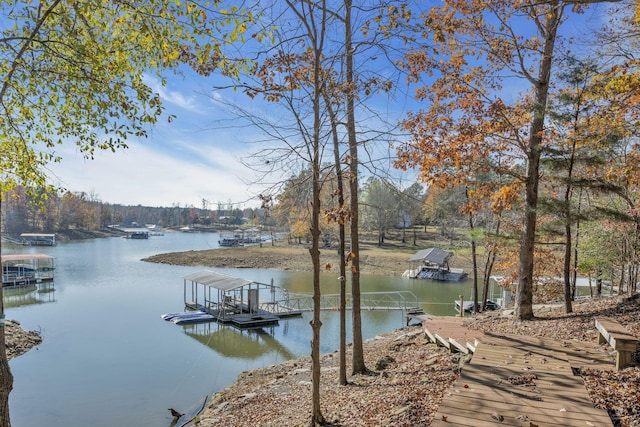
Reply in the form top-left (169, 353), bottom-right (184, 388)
top-left (178, 270), bottom-right (301, 329)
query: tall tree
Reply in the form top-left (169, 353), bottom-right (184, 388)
top-left (542, 59), bottom-right (608, 313)
top-left (396, 1), bottom-right (617, 321)
top-left (324, 99), bottom-right (349, 385)
top-left (236, 1), bottom-right (333, 421)
top-left (398, 182), bottom-right (426, 244)
top-left (0, 2), bottom-right (251, 425)
top-left (343, 0), bottom-right (368, 375)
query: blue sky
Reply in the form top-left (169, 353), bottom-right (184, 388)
top-left (46, 70), bottom-right (273, 209)
top-left (43, 3), bottom-right (612, 209)
top-left (46, 62), bottom-right (412, 209)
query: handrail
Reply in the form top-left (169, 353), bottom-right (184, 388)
top-left (269, 290), bottom-right (421, 313)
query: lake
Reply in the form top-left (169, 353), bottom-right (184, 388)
top-left (2, 232), bottom-right (479, 427)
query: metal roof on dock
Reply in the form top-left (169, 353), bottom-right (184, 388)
top-left (2, 254), bottom-right (54, 261)
top-left (408, 248), bottom-right (452, 264)
top-left (183, 270), bottom-right (257, 291)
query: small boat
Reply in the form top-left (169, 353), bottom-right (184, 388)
top-left (161, 309), bottom-right (208, 321)
top-left (128, 231), bottom-right (149, 239)
top-left (171, 313), bottom-right (216, 324)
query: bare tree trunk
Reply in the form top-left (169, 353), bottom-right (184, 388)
top-left (326, 101), bottom-right (348, 386)
top-left (563, 221), bottom-right (573, 313)
top-left (0, 199), bottom-right (13, 427)
top-left (572, 190), bottom-right (583, 300)
top-left (465, 190), bottom-right (478, 313)
top-left (482, 217), bottom-right (500, 309)
top-left (0, 329), bottom-right (11, 427)
top-left (300, 0), bottom-right (327, 422)
top-left (516, 2), bottom-right (562, 321)
top-left (344, 0), bottom-right (367, 375)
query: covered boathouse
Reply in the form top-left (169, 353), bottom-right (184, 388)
top-left (182, 270), bottom-right (301, 329)
top-left (403, 248), bottom-right (468, 281)
top-left (20, 233), bottom-right (56, 246)
top-left (2, 254), bottom-right (55, 287)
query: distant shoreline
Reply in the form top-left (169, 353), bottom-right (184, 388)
top-left (142, 243), bottom-right (425, 277)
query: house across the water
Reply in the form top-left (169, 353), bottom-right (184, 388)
top-left (403, 248), bottom-right (467, 282)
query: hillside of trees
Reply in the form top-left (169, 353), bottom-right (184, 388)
top-left (1, 187), bottom-right (272, 237)
top-left (2, 170), bottom-right (433, 238)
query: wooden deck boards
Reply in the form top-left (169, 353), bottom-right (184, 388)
top-left (430, 332), bottom-right (613, 426)
top-left (422, 316), bottom-right (485, 353)
top-left (421, 317), bottom-right (615, 426)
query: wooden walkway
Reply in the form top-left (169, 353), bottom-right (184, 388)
top-left (420, 316), bottom-right (485, 354)
top-left (421, 317), bottom-right (615, 426)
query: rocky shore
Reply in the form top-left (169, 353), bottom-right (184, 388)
top-left (4, 319), bottom-right (41, 360)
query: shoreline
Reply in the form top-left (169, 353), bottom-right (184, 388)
top-left (143, 243), bottom-right (640, 426)
top-left (141, 241), bottom-right (470, 277)
top-left (189, 294), bottom-right (640, 426)
top-left (6, 239), bottom-right (639, 425)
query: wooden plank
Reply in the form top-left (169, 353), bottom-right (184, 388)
top-left (595, 317), bottom-right (639, 370)
top-left (477, 334), bottom-right (615, 370)
top-left (435, 333), bottom-right (452, 350)
top-left (466, 341), bottom-right (476, 353)
top-left (433, 391), bottom-right (611, 426)
top-left (449, 337), bottom-right (469, 354)
top-left (422, 316), bottom-right (484, 353)
top-left (424, 328), bottom-right (437, 343)
top-left (432, 334), bottom-right (612, 427)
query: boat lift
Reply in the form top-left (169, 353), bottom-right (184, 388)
top-left (174, 270), bottom-right (423, 329)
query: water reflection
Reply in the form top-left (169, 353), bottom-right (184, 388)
top-left (3, 284), bottom-right (56, 308)
top-left (181, 323), bottom-right (295, 360)
top-left (1, 233), bottom-right (482, 427)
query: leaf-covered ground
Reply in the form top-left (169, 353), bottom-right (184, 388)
top-left (199, 328), bottom-right (458, 426)
top-left (196, 295), bottom-right (639, 427)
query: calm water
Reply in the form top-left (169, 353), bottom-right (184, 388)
top-left (2, 233), bottom-right (478, 427)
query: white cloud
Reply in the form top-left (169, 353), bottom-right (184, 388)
top-left (145, 75), bottom-right (205, 114)
top-left (40, 72), bottom-right (279, 208)
top-left (46, 140), bottom-right (264, 208)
